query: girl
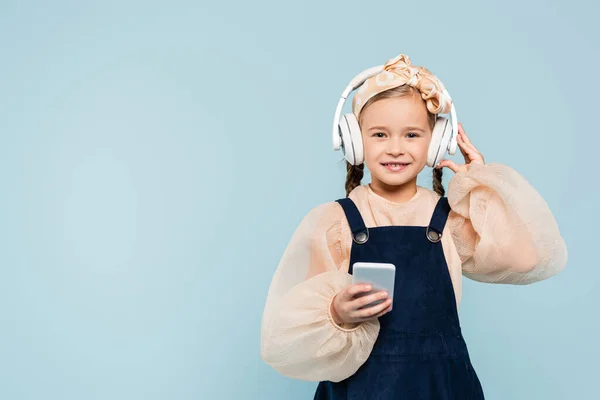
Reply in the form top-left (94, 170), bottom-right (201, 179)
top-left (260, 54), bottom-right (567, 399)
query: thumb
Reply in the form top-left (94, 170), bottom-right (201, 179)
top-left (437, 159), bottom-right (459, 173)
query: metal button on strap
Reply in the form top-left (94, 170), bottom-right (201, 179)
top-left (426, 227), bottom-right (442, 243)
top-left (354, 230), bottom-right (369, 244)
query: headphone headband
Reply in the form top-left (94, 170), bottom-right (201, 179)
top-left (332, 66), bottom-right (384, 150)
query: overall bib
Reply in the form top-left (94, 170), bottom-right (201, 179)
top-left (314, 196), bottom-right (485, 400)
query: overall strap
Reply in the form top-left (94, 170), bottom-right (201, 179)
top-left (335, 198), bottom-right (369, 244)
top-left (426, 197), bottom-right (451, 243)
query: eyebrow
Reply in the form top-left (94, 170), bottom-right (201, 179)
top-left (367, 125), bottom-right (427, 132)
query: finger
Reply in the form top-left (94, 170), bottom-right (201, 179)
top-left (458, 123), bottom-right (472, 144)
top-left (457, 143), bottom-right (473, 163)
top-left (355, 298), bottom-right (393, 319)
top-left (458, 137), bottom-right (479, 155)
top-left (345, 283), bottom-right (372, 299)
top-left (356, 298), bottom-right (392, 319)
top-left (351, 290), bottom-right (388, 310)
top-left (372, 303), bottom-right (393, 318)
top-left (459, 126), bottom-right (479, 154)
top-left (458, 129), bottom-right (474, 159)
top-left (460, 142), bottom-right (483, 162)
top-left (458, 134), bottom-right (476, 150)
top-left (456, 135), bottom-right (471, 161)
top-left (437, 159), bottom-right (460, 173)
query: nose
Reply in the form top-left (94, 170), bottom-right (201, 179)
top-left (386, 136), bottom-right (405, 156)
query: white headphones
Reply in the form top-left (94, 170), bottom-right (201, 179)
top-left (332, 65), bottom-right (458, 168)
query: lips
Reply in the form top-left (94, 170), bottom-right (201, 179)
top-left (381, 162), bottom-right (411, 172)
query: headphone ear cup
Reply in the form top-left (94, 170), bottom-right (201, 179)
top-left (339, 113), bottom-right (364, 165)
top-left (338, 114), bottom-right (355, 165)
top-left (428, 116), bottom-right (452, 168)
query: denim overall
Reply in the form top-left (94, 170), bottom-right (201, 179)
top-left (314, 196), bottom-right (485, 400)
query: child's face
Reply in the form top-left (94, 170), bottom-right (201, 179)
top-left (359, 94), bottom-right (432, 188)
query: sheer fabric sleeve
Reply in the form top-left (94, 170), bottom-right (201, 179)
top-left (446, 162), bottom-right (568, 284)
top-left (260, 202), bottom-right (379, 382)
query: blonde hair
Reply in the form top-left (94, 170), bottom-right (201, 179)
top-left (345, 85), bottom-right (444, 197)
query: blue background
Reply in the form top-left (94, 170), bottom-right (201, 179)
top-left (0, 0), bottom-right (597, 398)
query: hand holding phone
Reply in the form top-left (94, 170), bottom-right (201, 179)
top-left (330, 262), bottom-right (395, 325)
top-left (330, 284), bottom-right (392, 325)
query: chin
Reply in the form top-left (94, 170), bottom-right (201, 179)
top-left (379, 177), bottom-right (415, 187)
top-left (373, 173), bottom-right (416, 187)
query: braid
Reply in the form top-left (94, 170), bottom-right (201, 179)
top-left (345, 162), bottom-right (364, 197)
top-left (432, 167), bottom-right (445, 197)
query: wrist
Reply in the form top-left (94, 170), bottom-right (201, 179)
top-left (327, 291), bottom-right (363, 332)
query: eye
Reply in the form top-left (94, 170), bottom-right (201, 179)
top-left (406, 132), bottom-right (420, 138)
top-left (372, 132), bottom-right (386, 138)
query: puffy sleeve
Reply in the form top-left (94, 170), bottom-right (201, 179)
top-left (260, 202), bottom-right (379, 382)
top-left (446, 162), bottom-right (568, 285)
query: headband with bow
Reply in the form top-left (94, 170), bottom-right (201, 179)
top-left (351, 54), bottom-right (453, 119)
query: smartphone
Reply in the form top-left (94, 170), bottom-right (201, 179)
top-left (352, 262), bottom-right (395, 309)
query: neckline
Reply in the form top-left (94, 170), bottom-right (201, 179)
top-left (366, 183), bottom-right (423, 207)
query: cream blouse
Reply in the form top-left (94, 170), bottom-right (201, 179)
top-left (260, 162), bottom-right (567, 383)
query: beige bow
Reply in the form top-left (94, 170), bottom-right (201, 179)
top-left (352, 54), bottom-right (452, 118)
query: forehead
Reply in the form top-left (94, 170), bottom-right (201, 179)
top-left (359, 95), bottom-right (430, 129)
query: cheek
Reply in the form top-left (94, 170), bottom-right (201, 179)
top-left (362, 139), bottom-right (383, 161)
top-left (414, 139), bottom-right (431, 158)
top-left (401, 140), bottom-right (428, 156)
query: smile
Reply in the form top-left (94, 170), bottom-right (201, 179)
top-left (381, 163), bottom-right (410, 172)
